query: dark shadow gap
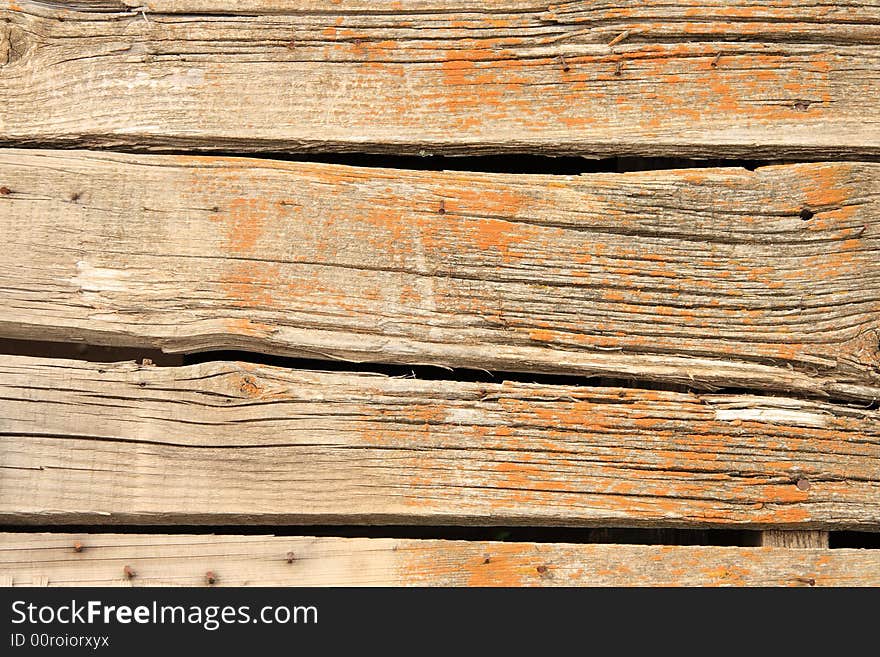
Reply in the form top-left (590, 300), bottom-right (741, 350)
top-left (0, 143), bottom-right (784, 174)
top-left (181, 348), bottom-right (702, 392)
top-left (2, 521), bottom-right (877, 547)
top-left (830, 532), bottom-right (880, 549)
top-left (0, 339), bottom-right (182, 367)
top-left (3, 524), bottom-right (876, 547)
top-left (195, 152), bottom-right (776, 175)
top-left (0, 525), bottom-right (760, 547)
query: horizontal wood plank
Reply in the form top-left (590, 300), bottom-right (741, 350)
top-left (1, 533), bottom-right (877, 586)
top-left (1, 150), bottom-right (879, 399)
top-left (1, 1), bottom-right (880, 156)
top-left (1, 356), bottom-right (878, 528)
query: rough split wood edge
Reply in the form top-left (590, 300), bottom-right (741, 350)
top-left (1, 1), bottom-right (879, 156)
top-left (1, 355), bottom-right (878, 528)
top-left (1, 150), bottom-right (878, 400)
top-left (1, 533), bottom-right (877, 587)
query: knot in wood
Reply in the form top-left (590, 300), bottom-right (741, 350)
top-left (239, 375), bottom-right (261, 397)
top-left (849, 329), bottom-right (880, 374)
top-left (0, 23), bottom-right (30, 68)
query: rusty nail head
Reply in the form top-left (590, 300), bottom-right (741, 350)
top-left (536, 565), bottom-right (548, 574)
top-left (0, 186), bottom-right (11, 195)
top-left (482, 555), bottom-right (491, 564)
top-left (796, 478), bottom-right (811, 491)
top-left (205, 571), bottom-right (217, 585)
top-left (286, 551), bottom-right (296, 564)
top-left (124, 565), bottom-right (135, 579)
top-left (73, 542), bottom-right (83, 553)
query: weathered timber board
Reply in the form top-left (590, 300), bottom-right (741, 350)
top-left (1, 150), bottom-right (879, 400)
top-left (1, 533), bottom-right (877, 586)
top-left (1, 356), bottom-right (878, 528)
top-left (1, 1), bottom-right (880, 156)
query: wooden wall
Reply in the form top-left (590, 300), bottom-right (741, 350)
top-left (0, 0), bottom-right (878, 586)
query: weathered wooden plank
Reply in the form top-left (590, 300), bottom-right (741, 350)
top-left (1, 356), bottom-right (878, 528)
top-left (1, 533), bottom-right (877, 586)
top-left (760, 530), bottom-right (828, 548)
top-left (2, 1), bottom-right (880, 156)
top-left (2, 150), bottom-right (879, 399)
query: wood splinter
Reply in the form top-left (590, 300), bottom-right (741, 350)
top-left (608, 30), bottom-right (630, 47)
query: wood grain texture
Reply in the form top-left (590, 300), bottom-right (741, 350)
top-left (760, 530), bottom-right (828, 548)
top-left (2, 150), bottom-right (879, 400)
top-left (1, 356), bottom-right (878, 528)
top-left (1, 533), bottom-right (877, 587)
top-left (2, 1), bottom-right (880, 156)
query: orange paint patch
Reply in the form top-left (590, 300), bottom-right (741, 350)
top-left (436, 47), bottom-right (531, 131)
top-left (701, 565), bottom-right (751, 586)
top-left (462, 545), bottom-right (536, 587)
top-left (215, 197), bottom-right (272, 254)
top-left (800, 165), bottom-right (854, 210)
top-left (468, 217), bottom-right (529, 260)
top-left (222, 262), bottom-right (282, 309)
top-left (225, 318), bottom-right (275, 337)
top-left (399, 543), bottom-right (539, 587)
top-left (528, 329), bottom-right (556, 343)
